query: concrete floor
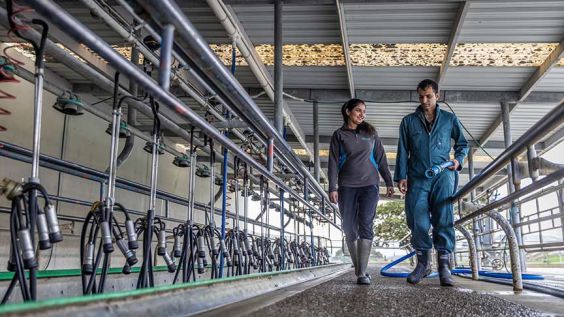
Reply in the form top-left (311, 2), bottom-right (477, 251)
top-left (204, 267), bottom-right (564, 317)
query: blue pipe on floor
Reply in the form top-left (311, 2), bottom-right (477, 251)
top-left (379, 251), bottom-right (544, 280)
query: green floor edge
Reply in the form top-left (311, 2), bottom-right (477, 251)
top-left (0, 263), bottom-right (345, 315)
top-left (0, 266), bottom-right (171, 281)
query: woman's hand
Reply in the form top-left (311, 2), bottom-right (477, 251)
top-left (386, 186), bottom-right (395, 198)
top-left (329, 191), bottom-right (338, 204)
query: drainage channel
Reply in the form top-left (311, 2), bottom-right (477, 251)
top-left (0, 264), bottom-right (349, 317)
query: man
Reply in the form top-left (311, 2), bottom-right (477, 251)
top-left (394, 79), bottom-right (468, 286)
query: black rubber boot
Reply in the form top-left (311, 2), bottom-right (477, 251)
top-left (406, 249), bottom-right (432, 284)
top-left (437, 251), bottom-right (455, 287)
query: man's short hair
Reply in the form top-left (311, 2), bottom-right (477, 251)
top-left (417, 79), bottom-right (439, 94)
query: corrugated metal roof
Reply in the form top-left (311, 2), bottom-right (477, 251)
top-left (231, 4), bottom-right (341, 44)
top-left (343, 2), bottom-right (459, 44)
top-left (488, 102), bottom-right (561, 142)
top-left (353, 67), bottom-right (438, 90)
top-left (184, 5), bottom-right (230, 44)
top-left (459, 1), bottom-right (564, 43)
top-left (534, 68), bottom-right (564, 92)
top-left (441, 67), bottom-right (536, 91)
top-left (234, 66), bottom-right (348, 89)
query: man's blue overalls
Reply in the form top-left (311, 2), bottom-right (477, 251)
top-left (394, 105), bottom-right (469, 253)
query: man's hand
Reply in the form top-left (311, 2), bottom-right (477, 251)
top-left (448, 159), bottom-right (460, 171)
top-left (329, 191), bottom-right (338, 204)
top-left (386, 186), bottom-right (395, 198)
top-left (398, 179), bottom-right (408, 195)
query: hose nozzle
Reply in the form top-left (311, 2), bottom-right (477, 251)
top-left (19, 229), bottom-right (38, 269)
top-left (37, 210), bottom-right (52, 250)
top-left (82, 242), bottom-right (95, 274)
top-left (125, 219), bottom-right (138, 250)
top-left (45, 204), bottom-right (63, 243)
top-left (425, 161), bottom-right (455, 178)
top-left (100, 220), bottom-right (114, 253)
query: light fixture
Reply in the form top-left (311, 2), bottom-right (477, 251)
top-left (53, 91), bottom-right (84, 116)
top-left (195, 165), bottom-right (211, 178)
top-left (106, 120), bottom-right (130, 138)
top-left (251, 192), bottom-right (261, 202)
top-left (214, 176), bottom-right (223, 186)
top-left (143, 141), bottom-right (165, 155)
top-left (172, 154), bottom-right (190, 168)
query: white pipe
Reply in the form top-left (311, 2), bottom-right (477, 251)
top-left (206, 0), bottom-right (316, 166)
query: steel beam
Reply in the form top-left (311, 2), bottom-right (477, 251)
top-left (520, 37), bottom-right (564, 102)
top-left (438, 1), bottom-right (470, 86)
top-left (274, 0), bottom-right (284, 135)
top-left (336, 0), bottom-right (355, 98)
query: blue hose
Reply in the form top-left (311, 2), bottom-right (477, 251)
top-left (425, 161), bottom-right (455, 178)
top-left (380, 251), bottom-right (437, 278)
top-left (380, 251), bottom-right (544, 280)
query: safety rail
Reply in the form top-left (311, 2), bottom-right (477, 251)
top-left (454, 179), bottom-right (564, 271)
top-left (451, 99), bottom-right (564, 291)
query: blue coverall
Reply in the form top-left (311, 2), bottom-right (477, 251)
top-left (394, 105), bottom-right (468, 253)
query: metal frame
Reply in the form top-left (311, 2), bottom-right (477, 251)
top-left (27, 0), bottom-right (339, 230)
top-left (336, 0), bottom-right (355, 98)
top-left (437, 1), bottom-right (470, 86)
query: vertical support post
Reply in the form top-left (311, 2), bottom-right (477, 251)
top-left (500, 101), bottom-right (526, 272)
top-left (304, 177), bottom-right (315, 266)
top-left (274, 0), bottom-right (284, 135)
top-left (467, 146), bottom-right (481, 270)
top-left (280, 188), bottom-right (285, 270)
top-left (313, 100), bottom-right (320, 183)
top-left (558, 179), bottom-right (564, 241)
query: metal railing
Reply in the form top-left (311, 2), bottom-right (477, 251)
top-left (452, 99), bottom-right (564, 291)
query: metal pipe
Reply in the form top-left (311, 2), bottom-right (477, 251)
top-left (188, 151), bottom-right (197, 223)
top-left (204, 0), bottom-right (317, 171)
top-left (92, 0), bottom-right (268, 167)
top-left (500, 101), bottom-right (525, 272)
top-left (274, 0), bottom-right (283, 135)
top-left (25, 0), bottom-right (338, 230)
top-left (0, 141), bottom-right (283, 231)
top-left (267, 138), bottom-right (274, 173)
top-left (106, 75), bottom-right (121, 213)
top-left (485, 211), bottom-right (523, 291)
top-left (313, 100), bottom-right (320, 182)
top-left (527, 146), bottom-right (540, 181)
top-left (280, 188), bottom-right (285, 270)
top-left (31, 64), bottom-right (44, 182)
top-left (456, 169), bottom-right (564, 225)
top-left (135, 0), bottom-right (335, 216)
top-left (467, 147), bottom-right (482, 271)
top-left (453, 99), bottom-right (564, 200)
top-left (158, 25), bottom-right (175, 91)
top-left (454, 224), bottom-right (478, 280)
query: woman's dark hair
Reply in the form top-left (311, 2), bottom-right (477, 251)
top-left (341, 98), bottom-right (375, 135)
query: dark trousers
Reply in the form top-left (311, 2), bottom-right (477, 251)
top-left (338, 185), bottom-right (379, 242)
top-left (405, 170), bottom-right (455, 252)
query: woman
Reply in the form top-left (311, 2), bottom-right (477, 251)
top-left (328, 98), bottom-right (394, 285)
